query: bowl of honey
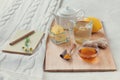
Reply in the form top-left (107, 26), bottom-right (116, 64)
top-left (78, 47), bottom-right (99, 59)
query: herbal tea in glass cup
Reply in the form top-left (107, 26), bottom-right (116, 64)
top-left (73, 21), bottom-right (93, 44)
top-left (49, 24), bottom-right (70, 44)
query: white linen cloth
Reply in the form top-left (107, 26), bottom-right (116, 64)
top-left (0, 0), bottom-right (62, 79)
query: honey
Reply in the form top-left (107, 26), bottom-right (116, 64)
top-left (79, 47), bottom-right (98, 59)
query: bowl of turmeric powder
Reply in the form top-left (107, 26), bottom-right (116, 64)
top-left (78, 47), bottom-right (99, 59)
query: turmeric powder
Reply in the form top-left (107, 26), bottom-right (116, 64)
top-left (63, 54), bottom-right (71, 60)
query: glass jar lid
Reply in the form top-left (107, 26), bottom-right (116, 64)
top-left (57, 6), bottom-right (76, 16)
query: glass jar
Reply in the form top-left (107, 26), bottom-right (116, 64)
top-left (49, 24), bottom-right (70, 44)
top-left (73, 20), bottom-right (93, 44)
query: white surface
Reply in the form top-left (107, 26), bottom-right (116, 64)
top-left (0, 0), bottom-right (120, 80)
top-left (0, 0), bottom-right (61, 80)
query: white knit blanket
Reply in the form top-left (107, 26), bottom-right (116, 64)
top-left (0, 0), bottom-right (61, 79)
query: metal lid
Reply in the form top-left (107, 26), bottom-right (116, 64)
top-left (57, 6), bottom-right (76, 16)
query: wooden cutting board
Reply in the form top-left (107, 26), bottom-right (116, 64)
top-left (2, 30), bottom-right (44, 55)
top-left (44, 22), bottom-right (117, 72)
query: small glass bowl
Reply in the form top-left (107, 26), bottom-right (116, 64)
top-left (78, 46), bottom-right (99, 59)
top-left (49, 30), bottom-right (70, 44)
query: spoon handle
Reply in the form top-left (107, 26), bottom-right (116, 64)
top-left (68, 43), bottom-right (76, 53)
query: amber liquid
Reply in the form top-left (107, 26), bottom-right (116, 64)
top-left (73, 21), bottom-right (91, 44)
top-left (78, 47), bottom-right (98, 63)
top-left (79, 53), bottom-right (98, 63)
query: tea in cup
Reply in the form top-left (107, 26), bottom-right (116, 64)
top-left (49, 24), bottom-right (70, 44)
top-left (73, 21), bottom-right (92, 44)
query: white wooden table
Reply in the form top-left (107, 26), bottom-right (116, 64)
top-left (0, 0), bottom-right (120, 80)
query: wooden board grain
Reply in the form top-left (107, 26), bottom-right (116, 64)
top-left (44, 22), bottom-right (117, 72)
top-left (2, 30), bottom-right (44, 55)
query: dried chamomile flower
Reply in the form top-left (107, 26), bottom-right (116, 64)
top-left (30, 47), bottom-right (33, 52)
top-left (22, 46), bottom-right (25, 49)
top-left (24, 48), bottom-right (28, 52)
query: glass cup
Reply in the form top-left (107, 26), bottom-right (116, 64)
top-left (49, 25), bottom-right (70, 44)
top-left (73, 20), bottom-right (93, 44)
